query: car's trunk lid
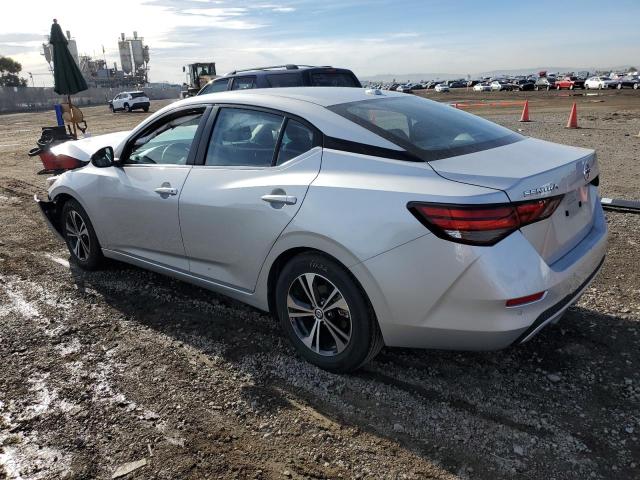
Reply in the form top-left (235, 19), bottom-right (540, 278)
top-left (428, 137), bottom-right (599, 264)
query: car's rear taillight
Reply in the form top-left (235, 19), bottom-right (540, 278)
top-left (408, 195), bottom-right (563, 246)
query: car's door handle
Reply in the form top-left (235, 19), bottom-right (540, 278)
top-left (154, 187), bottom-right (178, 196)
top-left (261, 194), bottom-right (297, 205)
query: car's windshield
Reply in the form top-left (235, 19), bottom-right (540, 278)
top-left (329, 96), bottom-right (522, 161)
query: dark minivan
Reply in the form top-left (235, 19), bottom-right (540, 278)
top-left (197, 64), bottom-right (362, 95)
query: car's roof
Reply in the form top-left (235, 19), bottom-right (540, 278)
top-left (224, 65), bottom-right (351, 77)
top-left (189, 87), bottom-right (406, 108)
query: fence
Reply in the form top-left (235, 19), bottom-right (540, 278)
top-left (0, 86), bottom-right (181, 114)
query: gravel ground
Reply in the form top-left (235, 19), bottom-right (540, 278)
top-left (0, 91), bottom-right (639, 480)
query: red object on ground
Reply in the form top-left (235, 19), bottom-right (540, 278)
top-left (566, 102), bottom-right (579, 129)
top-left (38, 151), bottom-right (84, 171)
top-left (519, 100), bottom-right (531, 122)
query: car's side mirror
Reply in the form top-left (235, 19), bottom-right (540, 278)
top-left (91, 146), bottom-right (116, 168)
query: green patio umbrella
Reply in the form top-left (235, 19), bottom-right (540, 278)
top-left (49, 19), bottom-right (87, 136)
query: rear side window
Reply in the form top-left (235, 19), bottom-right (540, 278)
top-left (267, 73), bottom-right (302, 88)
top-left (329, 96), bottom-right (522, 161)
top-left (276, 120), bottom-right (316, 165)
top-left (311, 72), bottom-right (359, 87)
top-left (200, 79), bottom-right (228, 94)
top-left (205, 108), bottom-right (284, 167)
top-left (231, 76), bottom-right (256, 90)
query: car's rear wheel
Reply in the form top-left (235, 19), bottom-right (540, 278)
top-left (275, 253), bottom-right (383, 372)
top-left (61, 199), bottom-right (103, 270)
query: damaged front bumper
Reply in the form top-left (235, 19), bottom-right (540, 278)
top-left (34, 194), bottom-right (64, 242)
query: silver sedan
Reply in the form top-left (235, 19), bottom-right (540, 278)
top-left (37, 87), bottom-right (607, 372)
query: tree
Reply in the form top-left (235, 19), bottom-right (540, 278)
top-left (0, 56), bottom-right (28, 87)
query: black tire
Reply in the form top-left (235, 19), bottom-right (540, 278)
top-left (275, 253), bottom-right (383, 373)
top-left (109, 104), bottom-right (115, 113)
top-left (617, 83), bottom-right (622, 90)
top-left (61, 199), bottom-right (103, 270)
top-left (143, 107), bottom-right (149, 112)
top-left (634, 83), bottom-right (639, 90)
top-left (546, 85), bottom-right (550, 91)
top-left (124, 103), bottom-right (131, 112)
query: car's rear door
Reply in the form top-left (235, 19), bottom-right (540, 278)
top-left (179, 106), bottom-right (322, 291)
top-left (92, 105), bottom-right (210, 270)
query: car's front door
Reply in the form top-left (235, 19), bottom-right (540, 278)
top-left (94, 106), bottom-right (210, 270)
top-left (179, 106), bottom-right (322, 291)
top-left (112, 94), bottom-right (123, 110)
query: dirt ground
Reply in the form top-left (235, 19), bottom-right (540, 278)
top-left (0, 90), bottom-right (639, 480)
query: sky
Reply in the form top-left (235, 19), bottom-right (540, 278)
top-left (1, 0), bottom-right (639, 86)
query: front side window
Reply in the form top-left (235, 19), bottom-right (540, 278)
top-left (126, 111), bottom-right (204, 165)
top-left (205, 108), bottom-right (284, 167)
top-left (231, 76), bottom-right (256, 90)
top-left (329, 96), bottom-right (522, 161)
top-left (276, 120), bottom-right (316, 165)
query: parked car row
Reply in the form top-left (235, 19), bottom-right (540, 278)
top-left (365, 70), bottom-right (640, 94)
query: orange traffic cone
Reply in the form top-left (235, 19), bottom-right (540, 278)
top-left (519, 100), bottom-right (531, 122)
top-left (566, 102), bottom-right (579, 129)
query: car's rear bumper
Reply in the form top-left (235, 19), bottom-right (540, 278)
top-left (34, 194), bottom-right (64, 242)
top-left (351, 203), bottom-right (608, 350)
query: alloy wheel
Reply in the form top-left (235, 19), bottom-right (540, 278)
top-left (65, 210), bottom-right (90, 261)
top-left (287, 273), bottom-right (352, 356)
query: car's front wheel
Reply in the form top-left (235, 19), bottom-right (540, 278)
top-left (124, 103), bottom-right (131, 112)
top-left (61, 199), bottom-right (103, 270)
top-left (275, 253), bottom-right (383, 372)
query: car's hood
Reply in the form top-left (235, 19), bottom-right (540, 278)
top-left (50, 131), bottom-right (130, 162)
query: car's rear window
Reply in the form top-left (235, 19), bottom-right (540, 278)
top-left (130, 92), bottom-right (146, 98)
top-left (266, 73), bottom-right (303, 87)
top-left (329, 96), bottom-right (523, 161)
top-left (310, 72), bottom-right (359, 87)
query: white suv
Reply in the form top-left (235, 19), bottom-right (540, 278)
top-left (109, 91), bottom-right (150, 113)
